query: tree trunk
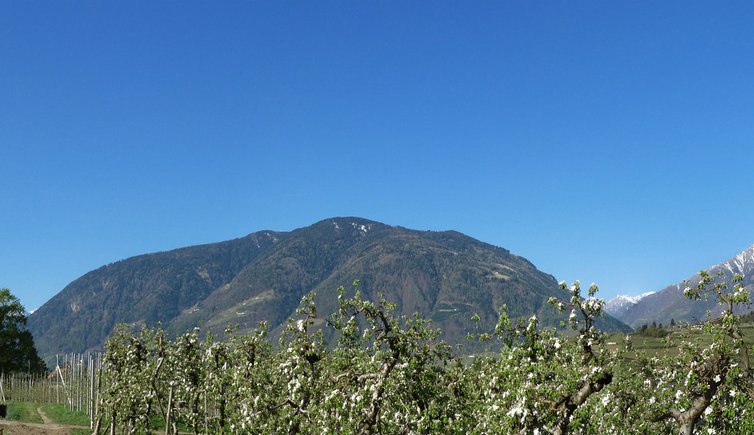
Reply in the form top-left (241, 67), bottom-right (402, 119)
top-left (553, 370), bottom-right (612, 435)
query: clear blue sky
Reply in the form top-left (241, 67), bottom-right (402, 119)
top-left (2, 2), bottom-right (754, 311)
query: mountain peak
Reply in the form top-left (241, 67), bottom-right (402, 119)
top-left (27, 218), bottom-right (630, 358)
top-left (616, 243), bottom-right (754, 328)
top-left (715, 243), bottom-right (754, 276)
top-left (611, 292), bottom-right (655, 305)
top-left (604, 292), bottom-right (654, 318)
top-left (319, 216), bottom-right (381, 226)
top-left (306, 217), bottom-right (385, 233)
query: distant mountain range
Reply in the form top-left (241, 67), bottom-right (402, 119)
top-left (604, 292), bottom-right (655, 318)
top-left (27, 217), bottom-right (630, 358)
top-left (607, 244), bottom-right (754, 328)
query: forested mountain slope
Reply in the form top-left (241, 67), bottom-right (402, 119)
top-left (28, 217), bottom-right (630, 357)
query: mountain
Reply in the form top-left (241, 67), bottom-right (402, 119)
top-left (619, 244), bottom-right (754, 328)
top-left (28, 217), bottom-right (631, 358)
top-left (604, 292), bottom-right (655, 319)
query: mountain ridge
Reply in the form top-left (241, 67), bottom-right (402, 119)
top-left (28, 217), bottom-right (631, 358)
top-left (614, 244), bottom-right (754, 328)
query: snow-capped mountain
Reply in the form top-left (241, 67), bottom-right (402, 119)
top-left (619, 243), bottom-right (754, 328)
top-left (718, 243), bottom-right (754, 276)
top-left (604, 292), bottom-right (655, 318)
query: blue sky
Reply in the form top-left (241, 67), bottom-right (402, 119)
top-left (2, 2), bottom-right (754, 311)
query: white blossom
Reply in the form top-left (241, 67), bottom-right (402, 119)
top-left (601, 393), bottom-right (610, 406)
top-left (507, 403), bottom-right (523, 417)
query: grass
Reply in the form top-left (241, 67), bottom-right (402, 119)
top-left (605, 321), bottom-right (754, 360)
top-left (2, 401), bottom-right (90, 435)
top-left (4, 401), bottom-right (189, 434)
top-left (4, 400), bottom-right (44, 424)
top-left (93, 413), bottom-right (191, 433)
top-left (38, 402), bottom-right (90, 426)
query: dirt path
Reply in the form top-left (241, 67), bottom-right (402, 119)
top-left (36, 407), bottom-right (54, 425)
top-left (0, 408), bottom-right (89, 435)
top-left (0, 419), bottom-right (77, 435)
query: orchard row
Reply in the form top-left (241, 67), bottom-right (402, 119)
top-left (94, 275), bottom-right (753, 434)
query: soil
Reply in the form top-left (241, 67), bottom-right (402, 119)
top-left (37, 407), bottom-right (54, 425)
top-left (0, 418), bottom-right (88, 435)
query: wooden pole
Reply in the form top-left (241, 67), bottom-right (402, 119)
top-left (57, 363), bottom-right (71, 408)
top-left (204, 393), bottom-right (209, 435)
top-left (56, 355), bottom-right (60, 404)
top-left (90, 353), bottom-right (96, 428)
top-left (165, 386), bottom-right (173, 435)
top-left (77, 354), bottom-right (82, 412)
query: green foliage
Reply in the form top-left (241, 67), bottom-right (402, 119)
top-left (4, 400), bottom-right (45, 423)
top-left (93, 278), bottom-right (754, 434)
top-left (590, 272), bottom-right (754, 435)
top-left (0, 288), bottom-right (46, 373)
top-left (637, 322), bottom-right (670, 338)
top-left (39, 403), bottom-right (91, 426)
